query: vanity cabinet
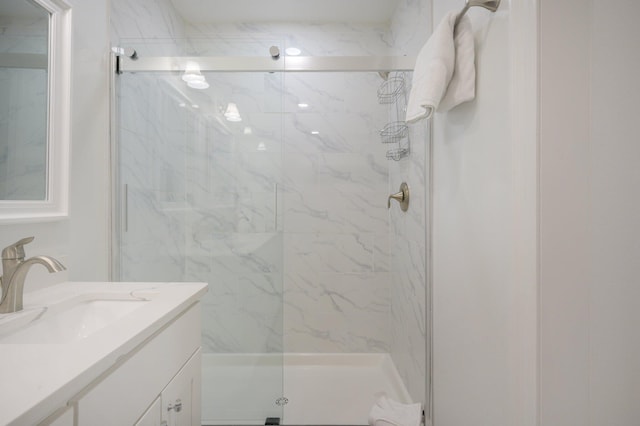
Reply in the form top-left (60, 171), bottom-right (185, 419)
top-left (74, 303), bottom-right (202, 426)
top-left (1, 282), bottom-right (207, 425)
top-left (135, 349), bottom-right (201, 426)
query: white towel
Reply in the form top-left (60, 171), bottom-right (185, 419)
top-left (406, 11), bottom-right (476, 123)
top-left (439, 14), bottom-right (476, 112)
top-left (368, 394), bottom-right (422, 426)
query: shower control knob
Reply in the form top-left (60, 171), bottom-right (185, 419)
top-left (270, 46), bottom-right (280, 60)
top-left (387, 182), bottom-right (410, 212)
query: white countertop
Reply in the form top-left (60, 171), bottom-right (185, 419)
top-left (0, 281), bottom-right (207, 425)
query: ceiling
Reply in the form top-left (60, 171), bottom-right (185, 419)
top-left (169, 0), bottom-right (402, 24)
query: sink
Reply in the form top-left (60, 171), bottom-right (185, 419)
top-left (0, 294), bottom-right (150, 344)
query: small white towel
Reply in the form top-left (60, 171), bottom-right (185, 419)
top-left (406, 11), bottom-right (476, 122)
top-left (439, 14), bottom-right (476, 112)
top-left (368, 394), bottom-right (422, 426)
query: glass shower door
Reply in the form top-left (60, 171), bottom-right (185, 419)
top-left (114, 68), bottom-right (284, 425)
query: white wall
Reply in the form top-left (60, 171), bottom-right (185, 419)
top-left (430, 0), bottom-right (537, 425)
top-left (67, 0), bottom-right (111, 281)
top-left (0, 0), bottom-right (110, 289)
top-left (432, 3), bottom-right (511, 423)
top-left (431, 0), bottom-right (640, 424)
top-left (539, 0), bottom-right (640, 424)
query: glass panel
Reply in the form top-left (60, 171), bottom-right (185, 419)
top-left (280, 71), bottom-right (425, 425)
top-left (113, 55), bottom-right (429, 426)
top-left (115, 69), bottom-right (284, 425)
top-left (282, 71), bottom-right (385, 425)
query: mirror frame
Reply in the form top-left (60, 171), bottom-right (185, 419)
top-left (0, 0), bottom-right (71, 223)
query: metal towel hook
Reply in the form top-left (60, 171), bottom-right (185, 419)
top-left (388, 182), bottom-right (410, 212)
top-left (454, 0), bottom-right (501, 28)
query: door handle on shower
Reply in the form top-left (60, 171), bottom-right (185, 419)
top-left (123, 183), bottom-right (128, 232)
top-left (387, 182), bottom-right (409, 212)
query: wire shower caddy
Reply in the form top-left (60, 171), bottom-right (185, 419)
top-left (377, 72), bottom-right (410, 160)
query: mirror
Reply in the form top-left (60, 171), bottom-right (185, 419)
top-left (0, 0), bottom-right (49, 201)
top-left (0, 0), bottom-right (71, 222)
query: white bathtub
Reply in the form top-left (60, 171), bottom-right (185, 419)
top-left (201, 353), bottom-right (413, 425)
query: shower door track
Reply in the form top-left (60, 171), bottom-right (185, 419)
top-left (117, 55), bottom-right (415, 73)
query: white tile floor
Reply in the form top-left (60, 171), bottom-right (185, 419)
top-left (201, 353), bottom-right (413, 425)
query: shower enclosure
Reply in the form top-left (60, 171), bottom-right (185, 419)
top-left (111, 43), bottom-right (429, 425)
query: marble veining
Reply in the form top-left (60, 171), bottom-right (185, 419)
top-left (184, 22), bottom-right (392, 57)
top-left (284, 271), bottom-right (390, 352)
top-left (387, 111), bottom-right (430, 404)
top-left (378, 1), bottom-right (432, 405)
top-left (117, 65), bottom-right (394, 355)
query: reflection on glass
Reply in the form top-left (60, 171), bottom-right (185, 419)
top-left (0, 0), bottom-right (49, 200)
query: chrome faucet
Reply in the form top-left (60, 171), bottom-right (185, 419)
top-left (0, 237), bottom-right (66, 313)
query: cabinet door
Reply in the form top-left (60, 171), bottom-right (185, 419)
top-left (162, 349), bottom-right (202, 426)
top-left (135, 396), bottom-right (162, 426)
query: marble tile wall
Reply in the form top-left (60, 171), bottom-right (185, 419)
top-left (388, 119), bottom-right (429, 403)
top-left (185, 76), bottom-right (285, 353)
top-left (282, 72), bottom-right (390, 353)
top-left (390, 0), bottom-right (433, 56)
top-left (115, 67), bottom-right (285, 352)
top-left (118, 75), bottom-right (189, 283)
top-left (110, 0), bottom-right (186, 54)
top-left (117, 74), bottom-right (391, 353)
top-left (111, 1), bottom-right (431, 387)
top-left (388, 0), bottom-right (432, 405)
top-left (183, 70), bottom-right (389, 354)
top-left (112, 3), bottom-right (395, 355)
top-left (184, 22), bottom-right (391, 56)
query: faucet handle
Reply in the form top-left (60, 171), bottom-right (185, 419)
top-left (387, 182), bottom-right (410, 212)
top-left (2, 237), bottom-right (35, 260)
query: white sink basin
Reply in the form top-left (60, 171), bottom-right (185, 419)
top-left (0, 294), bottom-right (151, 344)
